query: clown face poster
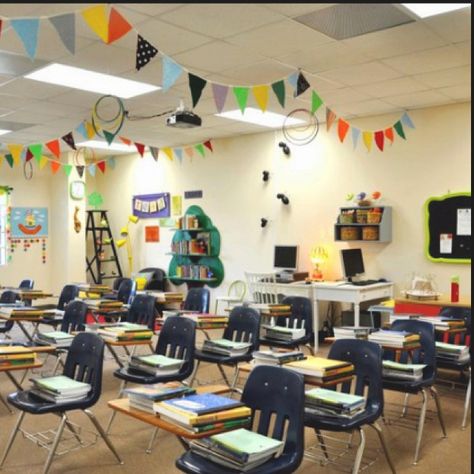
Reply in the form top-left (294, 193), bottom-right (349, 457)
top-left (11, 207), bottom-right (49, 238)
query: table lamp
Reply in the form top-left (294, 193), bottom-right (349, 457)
top-left (310, 246), bottom-right (328, 281)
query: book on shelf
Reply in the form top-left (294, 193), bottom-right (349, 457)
top-left (0, 346), bottom-right (36, 367)
top-left (252, 350), bottom-right (306, 366)
top-left (305, 387), bottom-right (366, 417)
top-left (201, 338), bottom-right (252, 356)
top-left (382, 360), bottom-right (427, 380)
top-left (261, 324), bottom-right (305, 341)
top-left (34, 331), bottom-right (74, 347)
top-left (30, 375), bottom-right (91, 403)
top-left (333, 326), bottom-right (373, 340)
top-left (435, 342), bottom-right (470, 362)
top-left (128, 354), bottom-right (184, 375)
top-left (285, 357), bottom-right (353, 378)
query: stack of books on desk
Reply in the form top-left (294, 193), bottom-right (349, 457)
top-left (202, 338), bottom-right (252, 356)
top-left (389, 314), bottom-right (418, 324)
top-left (285, 357), bottom-right (354, 384)
top-left (41, 309), bottom-right (65, 321)
top-left (418, 316), bottom-right (465, 331)
top-left (252, 350), bottom-right (306, 366)
top-left (305, 387), bottom-right (366, 419)
top-left (161, 292), bottom-right (184, 303)
top-left (382, 360), bottom-right (427, 381)
top-left (124, 382), bottom-right (195, 414)
top-left (180, 313), bottom-right (229, 328)
top-left (30, 375), bottom-right (91, 403)
top-left (255, 304), bottom-right (291, 316)
top-left (0, 346), bottom-right (36, 368)
top-left (435, 342), bottom-right (470, 363)
top-left (261, 324), bottom-right (305, 341)
top-left (35, 331), bottom-right (74, 348)
top-left (333, 326), bottom-right (372, 340)
top-left (154, 394), bottom-right (251, 435)
top-left (0, 307), bottom-right (44, 319)
top-left (82, 299), bottom-right (124, 310)
top-left (97, 322), bottom-right (153, 342)
top-left (189, 428), bottom-right (283, 471)
top-left (368, 330), bottom-right (420, 349)
top-left (128, 354), bottom-right (184, 376)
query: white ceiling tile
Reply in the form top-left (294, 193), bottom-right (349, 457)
top-left (423, 8), bottom-right (471, 43)
top-left (117, 4), bottom-right (184, 16)
top-left (437, 84), bottom-right (471, 101)
top-left (0, 78), bottom-right (69, 99)
top-left (262, 4), bottom-right (334, 18)
top-left (219, 60), bottom-right (295, 85)
top-left (332, 99), bottom-right (400, 117)
top-left (0, 108), bottom-right (12, 117)
top-left (318, 87), bottom-right (372, 106)
top-left (353, 77), bottom-right (429, 98)
top-left (414, 65), bottom-right (471, 88)
top-left (4, 108), bottom-right (64, 124)
top-left (384, 90), bottom-right (453, 108)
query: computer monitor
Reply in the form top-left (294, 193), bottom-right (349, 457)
top-left (274, 245), bottom-right (298, 271)
top-left (340, 248), bottom-right (365, 282)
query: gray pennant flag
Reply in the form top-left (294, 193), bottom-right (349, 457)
top-left (149, 146), bottom-right (159, 161)
top-left (49, 13), bottom-right (75, 54)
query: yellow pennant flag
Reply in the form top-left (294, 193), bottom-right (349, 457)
top-left (252, 85), bottom-right (269, 112)
top-left (39, 156), bottom-right (49, 170)
top-left (0, 154), bottom-right (3, 168)
top-left (162, 147), bottom-right (173, 161)
top-left (85, 121), bottom-right (96, 139)
top-left (82, 4), bottom-right (109, 43)
top-left (7, 144), bottom-right (23, 165)
top-left (362, 131), bottom-right (373, 152)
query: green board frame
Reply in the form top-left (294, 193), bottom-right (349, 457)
top-left (424, 192), bottom-right (471, 264)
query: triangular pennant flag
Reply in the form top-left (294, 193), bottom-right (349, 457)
top-left (81, 4), bottom-right (109, 43)
top-left (195, 143), bottom-right (205, 157)
top-left (203, 140), bottom-right (213, 152)
top-left (401, 112), bottom-right (415, 129)
top-left (185, 147), bottom-right (194, 158)
top-left (76, 165), bottom-right (85, 178)
top-left (252, 85), bottom-right (269, 112)
top-left (11, 19), bottom-right (40, 59)
top-left (362, 131), bottom-right (373, 152)
top-left (351, 127), bottom-right (361, 149)
top-left (174, 148), bottom-right (183, 163)
top-left (149, 146), bottom-right (159, 161)
top-left (5, 154), bottom-right (14, 168)
top-left (25, 149), bottom-right (34, 163)
top-left (108, 7), bottom-right (132, 44)
top-left (311, 90), bottom-right (323, 115)
top-left (295, 71), bottom-right (310, 97)
top-left (75, 122), bottom-right (89, 140)
top-left (50, 161), bottom-right (61, 174)
top-left (271, 80), bottom-right (286, 108)
top-left (162, 56), bottom-right (183, 91)
top-left (63, 164), bottom-right (73, 177)
top-left (0, 20), bottom-right (3, 39)
top-left (119, 136), bottom-right (132, 146)
top-left (85, 121), bottom-right (96, 139)
top-left (384, 127), bottom-right (394, 144)
top-left (97, 161), bottom-right (106, 173)
top-left (88, 164), bottom-right (97, 177)
top-left (103, 130), bottom-right (115, 145)
top-left (211, 83), bottom-right (229, 113)
top-left (49, 13), bottom-right (75, 54)
top-left (394, 121), bottom-right (406, 139)
top-left (39, 156), bottom-right (48, 170)
top-left (287, 72), bottom-right (298, 89)
top-left (188, 73), bottom-right (207, 108)
top-left (326, 108), bottom-right (337, 131)
top-left (374, 131), bottom-right (384, 151)
top-left (134, 142), bottom-right (145, 157)
top-left (136, 34), bottom-right (158, 71)
top-left (46, 139), bottom-right (61, 159)
top-left (162, 147), bottom-right (173, 161)
top-left (7, 144), bottom-right (23, 165)
top-left (337, 119), bottom-right (350, 143)
top-left (233, 87), bottom-right (249, 114)
top-left (108, 157), bottom-right (116, 169)
top-left (0, 154), bottom-right (2, 168)
top-left (61, 132), bottom-right (76, 150)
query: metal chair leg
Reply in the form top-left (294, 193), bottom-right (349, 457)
top-left (305, 343), bottom-right (315, 356)
top-left (430, 386), bottom-right (447, 438)
top-left (43, 413), bottom-right (67, 474)
top-left (461, 368), bottom-right (471, 430)
top-left (401, 393), bottom-right (409, 417)
top-left (413, 389), bottom-right (428, 465)
top-left (315, 429), bottom-right (329, 460)
top-left (370, 422), bottom-right (396, 474)
top-left (217, 363), bottom-right (231, 386)
top-left (84, 409), bottom-right (123, 464)
top-left (0, 411), bottom-right (26, 467)
top-left (106, 380), bottom-right (127, 434)
top-left (229, 366), bottom-right (242, 396)
top-left (352, 427), bottom-right (366, 474)
top-left (146, 427), bottom-right (159, 454)
top-left (188, 360), bottom-right (200, 387)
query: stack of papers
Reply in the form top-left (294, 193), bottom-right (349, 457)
top-left (418, 316), bottom-right (465, 331)
top-left (35, 331), bottom-right (74, 347)
top-left (436, 342), bottom-right (470, 363)
top-left (0, 307), bottom-right (44, 319)
top-left (252, 350), bottom-right (306, 366)
top-left (128, 354), bottom-right (184, 376)
top-left (382, 360), bottom-right (427, 381)
top-left (261, 325), bottom-right (305, 341)
top-left (333, 326), bottom-right (372, 340)
top-left (82, 299), bottom-right (123, 310)
top-left (305, 387), bottom-right (366, 418)
top-left (179, 313), bottom-right (229, 328)
top-left (30, 375), bottom-right (91, 403)
top-left (202, 339), bottom-right (252, 356)
top-left (0, 346), bottom-right (36, 369)
top-left (97, 322), bottom-right (153, 342)
top-left (285, 357), bottom-right (354, 384)
top-left (368, 330), bottom-right (420, 349)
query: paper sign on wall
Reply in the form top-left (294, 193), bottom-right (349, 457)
top-left (145, 226), bottom-right (160, 242)
top-left (440, 233), bottom-right (453, 254)
top-left (457, 209), bottom-right (471, 236)
top-left (132, 193), bottom-right (170, 218)
top-left (171, 195), bottom-right (182, 216)
top-left (11, 207), bottom-right (48, 238)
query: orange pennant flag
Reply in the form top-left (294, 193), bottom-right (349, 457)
top-left (46, 139), bottom-right (61, 159)
top-left (252, 85), bottom-right (269, 112)
top-left (119, 136), bottom-right (132, 146)
top-left (337, 119), bottom-right (350, 143)
top-left (326, 108), bottom-right (337, 131)
top-left (7, 144), bottom-right (23, 165)
top-left (185, 147), bottom-right (194, 158)
top-left (50, 161), bottom-right (61, 174)
top-left (82, 4), bottom-right (109, 43)
top-left (362, 131), bottom-right (373, 152)
top-left (384, 127), bottom-right (394, 144)
top-left (162, 147), bottom-right (173, 161)
top-left (108, 7), bottom-right (132, 44)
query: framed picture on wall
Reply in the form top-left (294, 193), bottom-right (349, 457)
top-left (11, 208), bottom-right (48, 238)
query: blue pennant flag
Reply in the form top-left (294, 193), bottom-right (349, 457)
top-left (287, 72), bottom-right (299, 89)
top-left (108, 157), bottom-right (116, 169)
top-left (88, 164), bottom-right (96, 177)
top-left (174, 148), bottom-right (183, 163)
top-left (162, 56), bottom-right (183, 91)
top-left (11, 18), bottom-right (40, 59)
top-left (351, 127), bottom-right (361, 149)
top-left (401, 112), bottom-right (415, 129)
top-left (75, 122), bottom-right (88, 140)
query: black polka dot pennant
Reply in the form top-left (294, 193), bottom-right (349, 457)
top-left (136, 34), bottom-right (158, 71)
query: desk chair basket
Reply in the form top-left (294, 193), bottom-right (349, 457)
top-left (0, 333), bottom-right (122, 474)
top-left (0, 291), bottom-right (19, 338)
top-left (183, 287), bottom-right (210, 314)
top-left (176, 365), bottom-right (306, 474)
top-left (305, 339), bottom-right (396, 474)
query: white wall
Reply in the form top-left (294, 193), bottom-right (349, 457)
top-left (96, 102), bottom-right (471, 316)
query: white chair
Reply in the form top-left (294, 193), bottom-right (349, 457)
top-left (244, 272), bottom-right (279, 304)
top-left (213, 280), bottom-right (247, 315)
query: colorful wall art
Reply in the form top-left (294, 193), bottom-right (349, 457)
top-left (11, 207), bottom-right (48, 238)
top-left (133, 193), bottom-right (170, 218)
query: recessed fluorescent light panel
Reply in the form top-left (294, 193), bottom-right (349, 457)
top-left (25, 63), bottom-right (160, 99)
top-left (0, 129), bottom-right (11, 136)
top-left (76, 140), bottom-right (135, 153)
top-left (402, 3), bottom-right (470, 18)
top-left (216, 108), bottom-right (305, 128)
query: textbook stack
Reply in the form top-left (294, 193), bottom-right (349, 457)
top-left (30, 375), bottom-right (91, 403)
top-left (418, 316), bottom-right (465, 332)
top-left (154, 393), bottom-right (252, 435)
top-left (0, 346), bottom-right (36, 368)
top-left (82, 299), bottom-right (124, 310)
top-left (180, 313), bottom-right (229, 328)
top-left (261, 324), bottom-right (305, 341)
top-left (202, 339), bottom-right (252, 356)
top-left (285, 357), bottom-right (354, 384)
top-left (382, 360), bottom-right (427, 381)
top-left (436, 342), bottom-right (470, 363)
top-left (368, 330), bottom-right (420, 349)
top-left (251, 304), bottom-right (291, 317)
top-left (124, 382), bottom-right (196, 414)
top-left (157, 292), bottom-right (183, 303)
top-left (35, 331), bottom-right (74, 348)
top-left (128, 354), bottom-right (185, 376)
top-left (252, 350), bottom-right (306, 366)
top-left (190, 428), bottom-right (283, 471)
top-left (305, 387), bottom-right (366, 419)
top-left (333, 326), bottom-right (372, 340)
top-left (0, 307), bottom-right (44, 319)
top-left (97, 322), bottom-right (153, 342)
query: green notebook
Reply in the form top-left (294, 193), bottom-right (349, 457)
top-left (208, 339), bottom-right (251, 349)
top-left (32, 375), bottom-right (90, 393)
top-left (382, 360), bottom-right (427, 372)
top-left (41, 331), bottom-right (73, 339)
top-left (305, 388), bottom-right (365, 407)
top-left (136, 354), bottom-right (184, 367)
top-left (435, 342), bottom-right (467, 352)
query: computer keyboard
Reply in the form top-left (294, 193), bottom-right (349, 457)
top-left (350, 279), bottom-right (379, 286)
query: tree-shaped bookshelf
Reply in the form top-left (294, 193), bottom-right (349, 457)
top-left (168, 205), bottom-right (224, 288)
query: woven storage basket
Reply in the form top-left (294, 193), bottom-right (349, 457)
top-left (367, 210), bottom-right (382, 224)
top-left (356, 209), bottom-right (369, 224)
top-left (362, 226), bottom-right (379, 240)
top-left (340, 227), bottom-right (359, 240)
top-left (339, 213), bottom-right (354, 224)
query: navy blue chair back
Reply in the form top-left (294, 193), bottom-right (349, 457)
top-left (156, 316), bottom-right (196, 378)
top-left (127, 294), bottom-right (156, 330)
top-left (0, 291), bottom-right (18, 333)
top-left (223, 306), bottom-right (261, 350)
top-left (139, 267), bottom-right (167, 291)
top-left (63, 333), bottom-right (104, 405)
top-left (277, 296), bottom-right (313, 336)
top-left (183, 288), bottom-right (210, 313)
top-left (57, 285), bottom-right (79, 310)
top-left (60, 300), bottom-right (88, 333)
top-left (241, 365), bottom-right (305, 469)
top-left (112, 277), bottom-right (127, 291)
top-left (19, 279), bottom-right (34, 289)
top-left (117, 278), bottom-right (136, 305)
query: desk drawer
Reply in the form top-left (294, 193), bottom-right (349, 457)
top-left (360, 287), bottom-right (392, 301)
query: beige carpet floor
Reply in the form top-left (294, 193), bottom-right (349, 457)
top-left (0, 328), bottom-right (470, 474)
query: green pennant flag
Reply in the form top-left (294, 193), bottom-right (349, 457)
top-left (271, 80), bottom-right (285, 108)
top-left (311, 90), bottom-right (323, 115)
top-left (5, 154), bottom-right (14, 168)
top-left (233, 86), bottom-right (249, 113)
top-left (188, 73), bottom-right (207, 108)
top-left (103, 130), bottom-right (115, 145)
top-left (393, 120), bottom-right (406, 140)
top-left (29, 144), bottom-right (43, 161)
top-left (63, 164), bottom-right (73, 176)
top-left (195, 143), bottom-right (205, 157)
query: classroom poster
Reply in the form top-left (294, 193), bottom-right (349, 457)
top-left (11, 207), bottom-right (48, 238)
top-left (132, 193), bottom-right (170, 218)
top-left (145, 226), bottom-right (160, 242)
top-left (171, 195), bottom-right (182, 216)
top-left (440, 233), bottom-right (453, 254)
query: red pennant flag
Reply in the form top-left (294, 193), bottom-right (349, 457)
top-left (337, 119), bottom-right (350, 143)
top-left (374, 131), bottom-right (385, 151)
top-left (203, 140), bottom-right (213, 152)
top-left (25, 149), bottom-right (34, 162)
top-left (46, 139), bottom-right (61, 159)
top-left (50, 161), bottom-right (61, 174)
top-left (384, 127), bottom-right (394, 144)
top-left (119, 136), bottom-right (132, 146)
top-left (326, 108), bottom-right (337, 131)
top-left (97, 161), bottom-right (106, 173)
top-left (0, 20), bottom-right (3, 38)
top-left (108, 7), bottom-right (132, 44)
top-left (135, 142), bottom-right (145, 157)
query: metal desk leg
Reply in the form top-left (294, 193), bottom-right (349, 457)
top-left (16, 321), bottom-right (34, 342)
top-left (5, 371), bottom-right (24, 391)
top-left (106, 344), bottom-right (124, 368)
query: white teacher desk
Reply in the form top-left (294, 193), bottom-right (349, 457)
top-left (267, 281), bottom-right (394, 351)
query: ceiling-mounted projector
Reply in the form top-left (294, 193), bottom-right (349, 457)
top-left (166, 100), bottom-right (202, 128)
